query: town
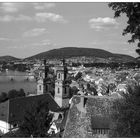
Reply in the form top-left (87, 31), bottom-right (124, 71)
top-left (0, 55), bottom-right (140, 137)
top-left (0, 2), bottom-right (140, 138)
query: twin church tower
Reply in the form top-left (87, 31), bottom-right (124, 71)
top-left (37, 59), bottom-right (70, 108)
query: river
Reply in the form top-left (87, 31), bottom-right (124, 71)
top-left (0, 70), bottom-right (37, 94)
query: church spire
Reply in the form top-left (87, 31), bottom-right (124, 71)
top-left (54, 58), bottom-right (70, 108)
top-left (44, 59), bottom-right (49, 79)
top-left (61, 58), bottom-right (67, 81)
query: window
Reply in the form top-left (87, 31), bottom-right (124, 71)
top-left (46, 85), bottom-right (48, 92)
top-left (58, 88), bottom-right (60, 94)
top-left (13, 123), bottom-right (17, 128)
top-left (39, 85), bottom-right (42, 91)
top-left (58, 73), bottom-right (61, 79)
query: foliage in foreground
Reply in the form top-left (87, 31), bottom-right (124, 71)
top-left (110, 86), bottom-right (140, 137)
top-left (108, 3), bottom-right (140, 55)
top-left (19, 100), bottom-right (53, 137)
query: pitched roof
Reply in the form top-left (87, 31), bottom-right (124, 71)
top-left (8, 94), bottom-right (60, 123)
top-left (91, 116), bottom-right (110, 129)
top-left (0, 100), bottom-right (9, 122)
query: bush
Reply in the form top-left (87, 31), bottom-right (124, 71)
top-left (72, 96), bottom-right (81, 104)
top-left (70, 86), bottom-right (79, 98)
top-left (7, 89), bottom-right (25, 99)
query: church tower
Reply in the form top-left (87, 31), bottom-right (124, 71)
top-left (54, 59), bottom-right (70, 108)
top-left (37, 60), bottom-right (51, 95)
top-left (43, 59), bottom-right (52, 94)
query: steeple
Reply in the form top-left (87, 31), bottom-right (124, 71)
top-left (44, 59), bottom-right (49, 79)
top-left (54, 58), bottom-right (70, 108)
top-left (61, 58), bottom-right (68, 81)
top-left (37, 59), bottom-right (52, 95)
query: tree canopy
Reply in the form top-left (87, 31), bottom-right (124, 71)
top-left (108, 3), bottom-right (140, 55)
top-left (2, 101), bottom-right (53, 138)
top-left (0, 89), bottom-right (25, 103)
top-left (110, 86), bottom-right (140, 137)
top-left (7, 88), bottom-right (25, 99)
top-left (19, 101), bottom-right (53, 137)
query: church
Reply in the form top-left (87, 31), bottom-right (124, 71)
top-left (0, 59), bottom-right (71, 136)
top-left (37, 59), bottom-right (71, 109)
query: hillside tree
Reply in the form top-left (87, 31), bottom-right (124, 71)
top-left (108, 3), bottom-right (140, 55)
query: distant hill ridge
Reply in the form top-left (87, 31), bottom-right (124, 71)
top-left (26, 47), bottom-right (134, 61)
top-left (0, 55), bottom-right (20, 62)
top-left (0, 47), bottom-right (135, 62)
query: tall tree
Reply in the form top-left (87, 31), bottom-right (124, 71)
top-left (70, 86), bottom-right (79, 98)
top-left (108, 3), bottom-right (140, 55)
top-left (19, 101), bottom-right (53, 137)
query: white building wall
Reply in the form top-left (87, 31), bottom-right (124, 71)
top-left (0, 120), bottom-right (10, 134)
top-left (54, 97), bottom-right (62, 107)
top-left (57, 72), bottom-right (64, 81)
top-left (37, 79), bottom-right (44, 95)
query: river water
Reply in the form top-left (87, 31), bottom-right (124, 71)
top-left (0, 70), bottom-right (37, 94)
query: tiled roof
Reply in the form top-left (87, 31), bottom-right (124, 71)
top-left (91, 116), bottom-right (110, 129)
top-left (0, 101), bottom-right (9, 122)
top-left (8, 94), bottom-right (60, 123)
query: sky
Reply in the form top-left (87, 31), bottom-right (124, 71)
top-left (0, 2), bottom-right (138, 58)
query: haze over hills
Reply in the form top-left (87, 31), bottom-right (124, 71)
top-left (25, 47), bottom-right (135, 62)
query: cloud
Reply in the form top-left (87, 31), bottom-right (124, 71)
top-left (39, 39), bottom-right (51, 46)
top-left (16, 15), bottom-right (32, 21)
top-left (23, 28), bottom-right (48, 37)
top-left (0, 3), bottom-right (21, 13)
top-left (28, 39), bottom-right (52, 47)
top-left (0, 14), bottom-right (32, 22)
top-left (0, 37), bottom-right (17, 41)
top-left (33, 3), bottom-right (55, 10)
top-left (0, 15), bottom-right (14, 22)
top-left (0, 12), bottom-right (67, 24)
top-left (0, 3), bottom-right (55, 13)
top-left (89, 17), bottom-right (119, 31)
top-left (90, 40), bottom-right (128, 46)
top-left (35, 12), bottom-right (67, 23)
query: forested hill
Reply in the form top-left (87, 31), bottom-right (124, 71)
top-left (0, 55), bottom-right (20, 62)
top-left (26, 47), bottom-right (134, 61)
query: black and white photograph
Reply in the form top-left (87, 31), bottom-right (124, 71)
top-left (0, 1), bottom-right (140, 138)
